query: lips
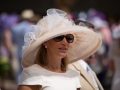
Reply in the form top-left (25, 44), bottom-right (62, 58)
top-left (59, 47), bottom-right (67, 50)
top-left (58, 47), bottom-right (68, 53)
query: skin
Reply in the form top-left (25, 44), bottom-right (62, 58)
top-left (42, 37), bottom-right (70, 72)
top-left (17, 35), bottom-right (80, 90)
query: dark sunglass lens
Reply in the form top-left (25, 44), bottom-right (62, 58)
top-left (65, 34), bottom-right (74, 43)
top-left (53, 35), bottom-right (64, 42)
top-left (53, 34), bottom-right (74, 43)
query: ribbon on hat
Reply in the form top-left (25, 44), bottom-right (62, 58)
top-left (22, 25), bottom-right (48, 56)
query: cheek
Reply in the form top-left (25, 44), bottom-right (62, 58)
top-left (50, 43), bottom-right (58, 49)
top-left (47, 43), bottom-right (59, 54)
top-left (47, 40), bottom-right (58, 50)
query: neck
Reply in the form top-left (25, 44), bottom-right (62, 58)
top-left (44, 54), bottom-right (63, 73)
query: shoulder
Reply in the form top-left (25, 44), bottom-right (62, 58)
top-left (68, 63), bottom-right (74, 67)
top-left (18, 64), bottom-right (43, 85)
top-left (24, 64), bottom-right (40, 69)
top-left (68, 61), bottom-right (83, 71)
top-left (22, 64), bottom-right (42, 74)
top-left (90, 69), bottom-right (96, 75)
top-left (68, 61), bottom-right (79, 67)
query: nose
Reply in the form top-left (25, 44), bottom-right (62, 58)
top-left (61, 38), bottom-right (68, 45)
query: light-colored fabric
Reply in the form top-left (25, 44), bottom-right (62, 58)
top-left (68, 61), bottom-right (104, 90)
top-left (78, 60), bottom-right (99, 90)
top-left (86, 65), bottom-right (99, 90)
top-left (21, 8), bottom-right (102, 68)
top-left (19, 64), bottom-right (80, 90)
top-left (78, 59), bottom-right (87, 70)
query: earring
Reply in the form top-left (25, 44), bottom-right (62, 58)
top-left (45, 46), bottom-right (47, 48)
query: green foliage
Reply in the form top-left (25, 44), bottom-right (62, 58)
top-left (0, 56), bottom-right (10, 77)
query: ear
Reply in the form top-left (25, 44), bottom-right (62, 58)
top-left (43, 41), bottom-right (47, 46)
top-left (43, 42), bottom-right (48, 49)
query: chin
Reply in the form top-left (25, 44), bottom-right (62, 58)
top-left (59, 53), bottom-right (67, 58)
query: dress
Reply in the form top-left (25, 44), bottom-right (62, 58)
top-left (108, 39), bottom-right (120, 90)
top-left (19, 64), bottom-right (80, 90)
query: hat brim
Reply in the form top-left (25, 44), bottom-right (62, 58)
top-left (22, 26), bottom-right (101, 68)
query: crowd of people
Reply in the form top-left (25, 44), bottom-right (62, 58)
top-left (0, 7), bottom-right (120, 90)
top-left (0, 9), bottom-right (41, 89)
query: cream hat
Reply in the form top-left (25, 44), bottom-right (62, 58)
top-left (22, 8), bottom-right (102, 68)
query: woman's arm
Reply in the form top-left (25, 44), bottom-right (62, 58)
top-left (17, 85), bottom-right (42, 90)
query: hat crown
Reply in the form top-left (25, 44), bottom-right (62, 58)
top-left (36, 9), bottom-right (74, 30)
top-left (22, 9), bottom-right (74, 56)
top-left (24, 9), bottom-right (74, 41)
top-left (26, 9), bottom-right (74, 36)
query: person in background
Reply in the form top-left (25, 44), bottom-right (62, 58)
top-left (68, 19), bottom-right (104, 90)
top-left (17, 8), bottom-right (101, 90)
top-left (0, 13), bottom-right (18, 89)
top-left (108, 23), bottom-right (120, 90)
top-left (83, 10), bottom-right (110, 86)
top-left (11, 9), bottom-right (36, 84)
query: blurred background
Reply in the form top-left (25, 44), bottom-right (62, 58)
top-left (0, 0), bottom-right (120, 90)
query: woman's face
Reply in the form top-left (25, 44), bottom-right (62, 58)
top-left (43, 34), bottom-right (74, 58)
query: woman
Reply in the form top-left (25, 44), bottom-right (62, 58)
top-left (17, 9), bottom-right (101, 90)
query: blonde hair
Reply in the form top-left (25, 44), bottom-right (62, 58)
top-left (35, 44), bottom-right (69, 71)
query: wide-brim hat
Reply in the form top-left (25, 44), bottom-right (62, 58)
top-left (21, 9), bottom-right (102, 68)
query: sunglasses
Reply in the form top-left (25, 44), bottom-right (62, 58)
top-left (53, 34), bottom-right (74, 43)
